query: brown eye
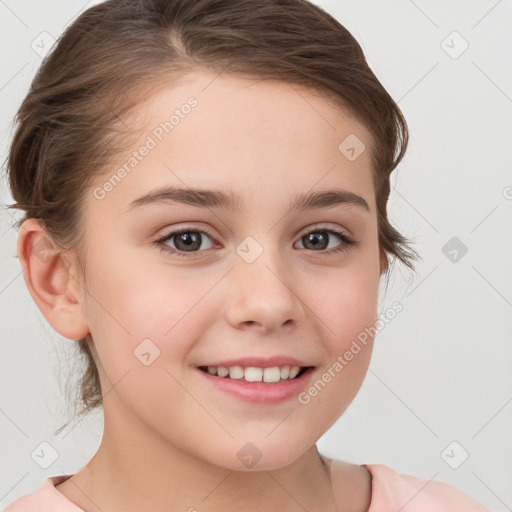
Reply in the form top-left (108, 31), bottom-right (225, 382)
top-left (296, 229), bottom-right (354, 252)
top-left (300, 231), bottom-right (330, 250)
top-left (157, 229), bottom-right (215, 254)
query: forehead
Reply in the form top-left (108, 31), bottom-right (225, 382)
top-left (129, 69), bottom-right (372, 147)
top-left (90, 69), bottom-right (376, 215)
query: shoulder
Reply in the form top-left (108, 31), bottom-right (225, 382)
top-left (362, 463), bottom-right (490, 511)
top-left (4, 475), bottom-right (84, 512)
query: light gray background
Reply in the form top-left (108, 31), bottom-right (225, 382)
top-left (1, 1), bottom-right (511, 510)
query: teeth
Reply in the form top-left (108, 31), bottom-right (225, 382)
top-left (263, 367), bottom-right (281, 383)
top-left (228, 366), bottom-right (244, 379)
top-left (289, 366), bottom-right (300, 379)
top-left (217, 366), bottom-right (229, 377)
top-left (204, 365), bottom-right (304, 382)
top-left (245, 367), bottom-right (263, 382)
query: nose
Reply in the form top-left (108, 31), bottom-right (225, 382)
top-left (224, 244), bottom-right (305, 334)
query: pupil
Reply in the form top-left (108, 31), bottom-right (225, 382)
top-left (304, 232), bottom-right (328, 250)
top-left (176, 232), bottom-right (201, 251)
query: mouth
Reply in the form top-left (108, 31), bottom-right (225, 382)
top-left (197, 365), bottom-right (313, 383)
top-left (195, 356), bottom-right (317, 403)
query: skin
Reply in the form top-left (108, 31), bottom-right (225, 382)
top-left (18, 69), bottom-right (387, 511)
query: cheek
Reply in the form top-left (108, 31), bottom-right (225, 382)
top-left (299, 258), bottom-right (379, 409)
top-left (296, 278), bottom-right (377, 431)
top-left (82, 247), bottom-right (225, 390)
top-left (304, 257), bottom-right (380, 347)
top-left (85, 245), bottom-right (213, 341)
top-left (82, 256), bottom-right (204, 425)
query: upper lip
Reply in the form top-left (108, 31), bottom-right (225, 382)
top-left (197, 356), bottom-right (314, 368)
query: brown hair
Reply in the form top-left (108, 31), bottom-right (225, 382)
top-left (5, 0), bottom-right (419, 425)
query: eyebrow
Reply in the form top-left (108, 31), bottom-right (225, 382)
top-left (126, 186), bottom-right (370, 213)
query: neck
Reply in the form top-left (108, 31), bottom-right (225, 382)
top-left (64, 420), bottom-right (336, 512)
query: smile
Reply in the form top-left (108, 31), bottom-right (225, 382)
top-left (198, 365), bottom-right (309, 383)
top-left (196, 364), bottom-right (315, 404)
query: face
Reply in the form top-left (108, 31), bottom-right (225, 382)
top-left (77, 69), bottom-right (384, 470)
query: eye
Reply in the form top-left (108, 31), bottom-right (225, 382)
top-left (295, 227), bottom-right (356, 255)
top-left (155, 228), bottom-right (215, 256)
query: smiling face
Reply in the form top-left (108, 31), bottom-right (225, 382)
top-left (76, 69), bottom-right (385, 471)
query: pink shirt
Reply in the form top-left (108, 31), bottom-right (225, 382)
top-left (5, 463), bottom-right (490, 511)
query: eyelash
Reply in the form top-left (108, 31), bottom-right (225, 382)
top-left (154, 225), bottom-right (357, 259)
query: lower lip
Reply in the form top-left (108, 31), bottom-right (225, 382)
top-left (196, 367), bottom-right (315, 404)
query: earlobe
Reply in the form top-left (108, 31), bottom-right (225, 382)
top-left (17, 218), bottom-right (90, 341)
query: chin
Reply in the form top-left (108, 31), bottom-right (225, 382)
top-left (198, 437), bottom-right (314, 473)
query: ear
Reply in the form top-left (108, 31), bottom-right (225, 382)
top-left (379, 247), bottom-right (389, 275)
top-left (17, 218), bottom-right (90, 341)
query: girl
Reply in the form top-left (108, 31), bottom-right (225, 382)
top-left (3, 0), bottom-right (491, 510)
